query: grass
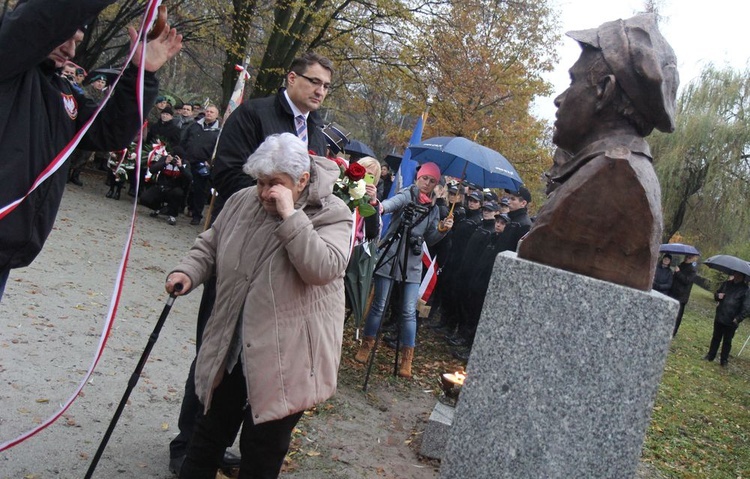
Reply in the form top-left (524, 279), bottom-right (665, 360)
top-left (643, 285), bottom-right (750, 478)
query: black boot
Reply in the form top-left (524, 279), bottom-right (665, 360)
top-left (69, 169), bottom-right (83, 186)
top-left (105, 187), bottom-right (114, 198)
top-left (113, 185), bottom-right (122, 200)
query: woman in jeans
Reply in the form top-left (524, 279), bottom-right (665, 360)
top-left (354, 162), bottom-right (453, 378)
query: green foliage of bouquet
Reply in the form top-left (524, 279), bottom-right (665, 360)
top-left (332, 160), bottom-right (377, 217)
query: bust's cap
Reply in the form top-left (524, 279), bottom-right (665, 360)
top-left (567, 13), bottom-right (679, 133)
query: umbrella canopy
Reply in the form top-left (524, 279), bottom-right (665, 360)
top-left (345, 140), bottom-right (376, 158)
top-left (703, 255), bottom-right (750, 276)
top-left (85, 68), bottom-right (120, 85)
top-left (407, 136), bottom-right (523, 189)
top-left (659, 243), bottom-right (700, 256)
top-left (383, 154), bottom-right (402, 172)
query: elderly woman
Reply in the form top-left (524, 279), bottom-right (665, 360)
top-left (354, 162), bottom-right (453, 378)
top-left (166, 133), bottom-right (352, 479)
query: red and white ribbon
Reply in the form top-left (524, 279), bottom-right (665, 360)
top-left (419, 242), bottom-right (438, 302)
top-left (234, 63), bottom-right (251, 80)
top-left (0, 0), bottom-right (162, 452)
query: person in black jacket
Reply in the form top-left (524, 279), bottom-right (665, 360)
top-left (449, 201), bottom-right (502, 349)
top-left (0, 0), bottom-right (182, 301)
top-left (669, 254), bottom-right (699, 336)
top-left (168, 52), bottom-right (334, 476)
top-left (453, 212), bottom-right (513, 361)
top-left (139, 155), bottom-right (192, 225)
top-left (433, 189), bottom-right (483, 337)
top-left (502, 186), bottom-right (533, 251)
top-left (175, 104), bottom-right (221, 225)
top-left (146, 105), bottom-right (182, 150)
top-left (652, 254), bottom-right (674, 294)
top-left (704, 272), bottom-right (750, 366)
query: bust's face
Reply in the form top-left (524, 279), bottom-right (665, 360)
top-left (552, 48), bottom-right (601, 154)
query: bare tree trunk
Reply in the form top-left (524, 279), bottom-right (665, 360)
top-left (219, 0), bottom-right (258, 111)
top-left (252, 0), bottom-right (326, 98)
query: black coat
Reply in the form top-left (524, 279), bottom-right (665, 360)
top-left (652, 264), bottom-right (673, 294)
top-left (454, 218), bottom-right (496, 291)
top-left (714, 280), bottom-right (750, 326)
top-left (469, 229), bottom-right (516, 296)
top-left (669, 261), bottom-right (697, 304)
top-left (174, 118), bottom-right (221, 167)
top-left (211, 89), bottom-right (327, 204)
top-left (504, 207), bottom-right (533, 252)
top-left (442, 207), bottom-right (482, 275)
top-left (146, 118), bottom-right (182, 150)
top-left (0, 0), bottom-right (158, 271)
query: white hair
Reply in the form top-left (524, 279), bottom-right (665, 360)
top-left (242, 133), bottom-right (311, 181)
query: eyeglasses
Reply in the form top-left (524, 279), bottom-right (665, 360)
top-left (297, 73), bottom-right (331, 91)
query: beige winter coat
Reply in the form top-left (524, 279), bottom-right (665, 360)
top-left (172, 156), bottom-right (352, 424)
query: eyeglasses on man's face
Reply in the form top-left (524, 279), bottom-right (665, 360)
top-left (297, 73), bottom-right (331, 91)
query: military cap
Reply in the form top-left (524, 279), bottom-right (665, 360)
top-left (566, 13), bottom-right (679, 133)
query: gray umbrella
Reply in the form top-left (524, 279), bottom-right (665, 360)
top-left (703, 255), bottom-right (750, 276)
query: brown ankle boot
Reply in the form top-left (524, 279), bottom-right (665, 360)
top-left (354, 336), bottom-right (376, 363)
top-left (398, 346), bottom-right (414, 378)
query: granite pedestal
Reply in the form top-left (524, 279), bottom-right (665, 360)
top-left (440, 252), bottom-right (678, 479)
top-left (420, 401), bottom-right (455, 459)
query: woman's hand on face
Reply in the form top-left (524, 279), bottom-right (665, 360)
top-left (165, 272), bottom-right (191, 295)
top-left (268, 185), bottom-right (296, 219)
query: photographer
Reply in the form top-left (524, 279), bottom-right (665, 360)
top-left (139, 154), bottom-right (192, 225)
top-left (354, 162), bottom-right (453, 378)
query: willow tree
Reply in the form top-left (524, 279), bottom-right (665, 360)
top-left (652, 65), bottom-right (750, 252)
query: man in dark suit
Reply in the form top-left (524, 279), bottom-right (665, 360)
top-left (169, 52), bottom-right (334, 475)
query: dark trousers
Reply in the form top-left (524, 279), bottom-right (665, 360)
top-left (179, 361), bottom-right (303, 479)
top-left (170, 277), bottom-right (235, 459)
top-left (707, 321), bottom-right (738, 362)
top-left (190, 174), bottom-right (210, 221)
top-left (672, 302), bottom-right (687, 336)
top-left (140, 185), bottom-right (186, 217)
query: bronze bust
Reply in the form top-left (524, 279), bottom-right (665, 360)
top-left (518, 14), bottom-right (679, 291)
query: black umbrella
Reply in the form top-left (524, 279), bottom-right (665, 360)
top-left (383, 154), bottom-right (402, 172)
top-left (659, 243), bottom-right (700, 256)
top-left (345, 140), bottom-right (376, 158)
top-left (703, 255), bottom-right (750, 276)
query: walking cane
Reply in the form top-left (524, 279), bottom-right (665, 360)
top-left (84, 284), bottom-right (183, 479)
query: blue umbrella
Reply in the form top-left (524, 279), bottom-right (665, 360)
top-left (407, 136), bottom-right (523, 189)
top-left (659, 243), bottom-right (700, 256)
top-left (345, 139), bottom-right (376, 158)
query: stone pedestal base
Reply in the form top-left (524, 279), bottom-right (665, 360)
top-left (440, 252), bottom-right (678, 479)
top-left (419, 401), bottom-right (455, 460)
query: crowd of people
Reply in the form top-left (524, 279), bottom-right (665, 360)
top-left (59, 63), bottom-right (223, 229)
top-left (653, 252), bottom-right (750, 366)
top-left (5, 3), bottom-right (748, 478)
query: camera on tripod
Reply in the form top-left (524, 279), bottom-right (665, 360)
top-left (401, 202), bottom-right (430, 226)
